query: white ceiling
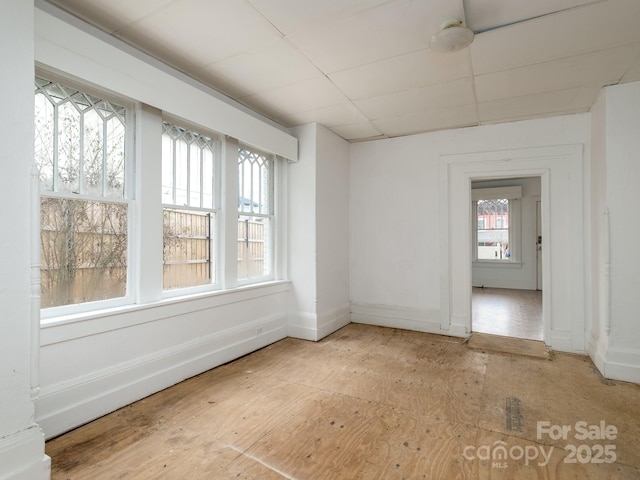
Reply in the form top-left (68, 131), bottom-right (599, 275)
top-left (46, 0), bottom-right (640, 142)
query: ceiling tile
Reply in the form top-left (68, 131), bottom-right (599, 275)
top-left (471, 0), bottom-right (640, 75)
top-left (285, 103), bottom-right (370, 128)
top-left (48, 0), bottom-right (175, 33)
top-left (475, 43), bottom-right (640, 102)
top-left (478, 87), bottom-right (601, 123)
top-left (372, 104), bottom-right (479, 136)
top-left (240, 76), bottom-right (351, 120)
top-left (464, 0), bottom-right (600, 33)
top-left (330, 122), bottom-right (383, 141)
top-left (355, 78), bottom-right (476, 119)
top-left (246, 0), bottom-right (389, 36)
top-left (116, 0), bottom-right (281, 69)
top-left (329, 48), bottom-right (471, 101)
top-left (621, 51), bottom-right (640, 83)
top-left (198, 38), bottom-right (322, 99)
top-left (286, 0), bottom-right (462, 73)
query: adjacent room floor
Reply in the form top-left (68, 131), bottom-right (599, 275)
top-left (472, 287), bottom-right (543, 341)
top-left (46, 324), bottom-right (640, 479)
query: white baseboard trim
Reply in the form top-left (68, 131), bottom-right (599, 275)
top-left (588, 334), bottom-right (608, 377)
top-left (350, 303), bottom-right (458, 337)
top-left (288, 311), bottom-right (318, 341)
top-left (0, 426), bottom-right (50, 480)
top-left (37, 313), bottom-right (287, 440)
top-left (601, 345), bottom-right (640, 384)
top-left (317, 304), bottom-right (351, 340)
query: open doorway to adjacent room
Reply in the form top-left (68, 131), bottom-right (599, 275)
top-left (471, 177), bottom-right (543, 341)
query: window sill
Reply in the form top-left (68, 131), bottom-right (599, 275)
top-left (472, 260), bottom-right (523, 269)
top-left (40, 280), bottom-right (291, 345)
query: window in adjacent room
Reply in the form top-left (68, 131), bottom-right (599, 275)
top-left (35, 76), bottom-right (131, 310)
top-left (472, 186), bottom-right (522, 262)
top-left (476, 198), bottom-right (510, 260)
top-left (162, 121), bottom-right (219, 290)
top-left (237, 146), bottom-right (274, 283)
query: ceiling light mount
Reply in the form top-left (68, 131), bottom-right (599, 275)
top-left (429, 19), bottom-right (475, 53)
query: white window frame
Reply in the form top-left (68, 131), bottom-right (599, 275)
top-left (161, 120), bottom-right (221, 297)
top-left (472, 186), bottom-right (522, 264)
top-left (36, 71), bottom-right (136, 320)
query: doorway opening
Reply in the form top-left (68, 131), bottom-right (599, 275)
top-left (470, 177), bottom-right (543, 342)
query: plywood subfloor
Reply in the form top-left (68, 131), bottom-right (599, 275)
top-left (46, 324), bottom-right (640, 479)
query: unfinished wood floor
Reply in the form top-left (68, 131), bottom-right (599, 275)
top-left (46, 324), bottom-right (640, 479)
top-left (472, 287), bottom-right (543, 341)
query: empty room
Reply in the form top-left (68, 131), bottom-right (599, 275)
top-left (2, 1), bottom-right (640, 479)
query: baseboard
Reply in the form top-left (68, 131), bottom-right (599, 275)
top-left (0, 426), bottom-right (50, 480)
top-left (288, 312), bottom-right (318, 341)
top-left (317, 304), bottom-right (351, 340)
top-left (36, 314), bottom-right (288, 440)
top-left (601, 345), bottom-right (640, 384)
top-left (350, 303), bottom-right (451, 336)
top-left (588, 334), bottom-right (608, 377)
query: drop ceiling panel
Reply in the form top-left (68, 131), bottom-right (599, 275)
top-left (286, 0), bottom-right (462, 74)
top-left (331, 122), bottom-right (383, 141)
top-left (198, 38), bottom-right (322, 99)
top-left (464, 0), bottom-right (601, 33)
top-left (475, 44), bottom-right (640, 102)
top-left (622, 54), bottom-right (640, 83)
top-left (48, 0), bottom-right (174, 33)
top-left (240, 76), bottom-right (350, 119)
top-left (355, 78), bottom-right (476, 120)
top-left (471, 0), bottom-right (640, 76)
top-left (478, 87), bottom-right (601, 123)
top-left (329, 48), bottom-right (471, 101)
top-left (246, 0), bottom-right (389, 36)
top-left (284, 103), bottom-right (370, 129)
top-left (372, 104), bottom-right (479, 136)
top-left (116, 0), bottom-right (281, 69)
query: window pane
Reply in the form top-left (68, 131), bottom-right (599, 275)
top-left (34, 92), bottom-right (55, 191)
top-left (189, 142), bottom-right (201, 207)
top-left (237, 215), bottom-right (271, 280)
top-left (161, 133), bottom-right (174, 204)
top-left (83, 108), bottom-right (104, 196)
top-left (238, 148), bottom-right (271, 215)
top-left (57, 101), bottom-right (81, 194)
top-left (105, 117), bottom-right (126, 198)
top-left (477, 199), bottom-right (510, 260)
top-left (163, 209), bottom-right (214, 289)
top-left (162, 122), bottom-right (217, 210)
top-left (40, 197), bottom-right (128, 307)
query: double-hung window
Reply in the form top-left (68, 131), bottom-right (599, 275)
top-left (237, 146), bottom-right (274, 283)
top-left (472, 186), bottom-right (522, 262)
top-left (35, 76), bottom-right (131, 312)
top-left (162, 122), bottom-right (219, 291)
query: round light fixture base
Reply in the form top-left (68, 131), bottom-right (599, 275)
top-left (429, 20), bottom-right (474, 53)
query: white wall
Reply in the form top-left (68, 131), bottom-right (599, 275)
top-left (472, 177), bottom-right (541, 290)
top-left (350, 114), bottom-right (590, 350)
top-left (288, 124), bottom-right (318, 338)
top-left (0, 2), bottom-right (50, 478)
top-left (590, 81), bottom-right (640, 383)
top-left (316, 125), bottom-right (351, 337)
top-left (289, 124), bottom-right (351, 340)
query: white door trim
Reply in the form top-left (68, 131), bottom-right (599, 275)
top-left (438, 144), bottom-right (585, 353)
